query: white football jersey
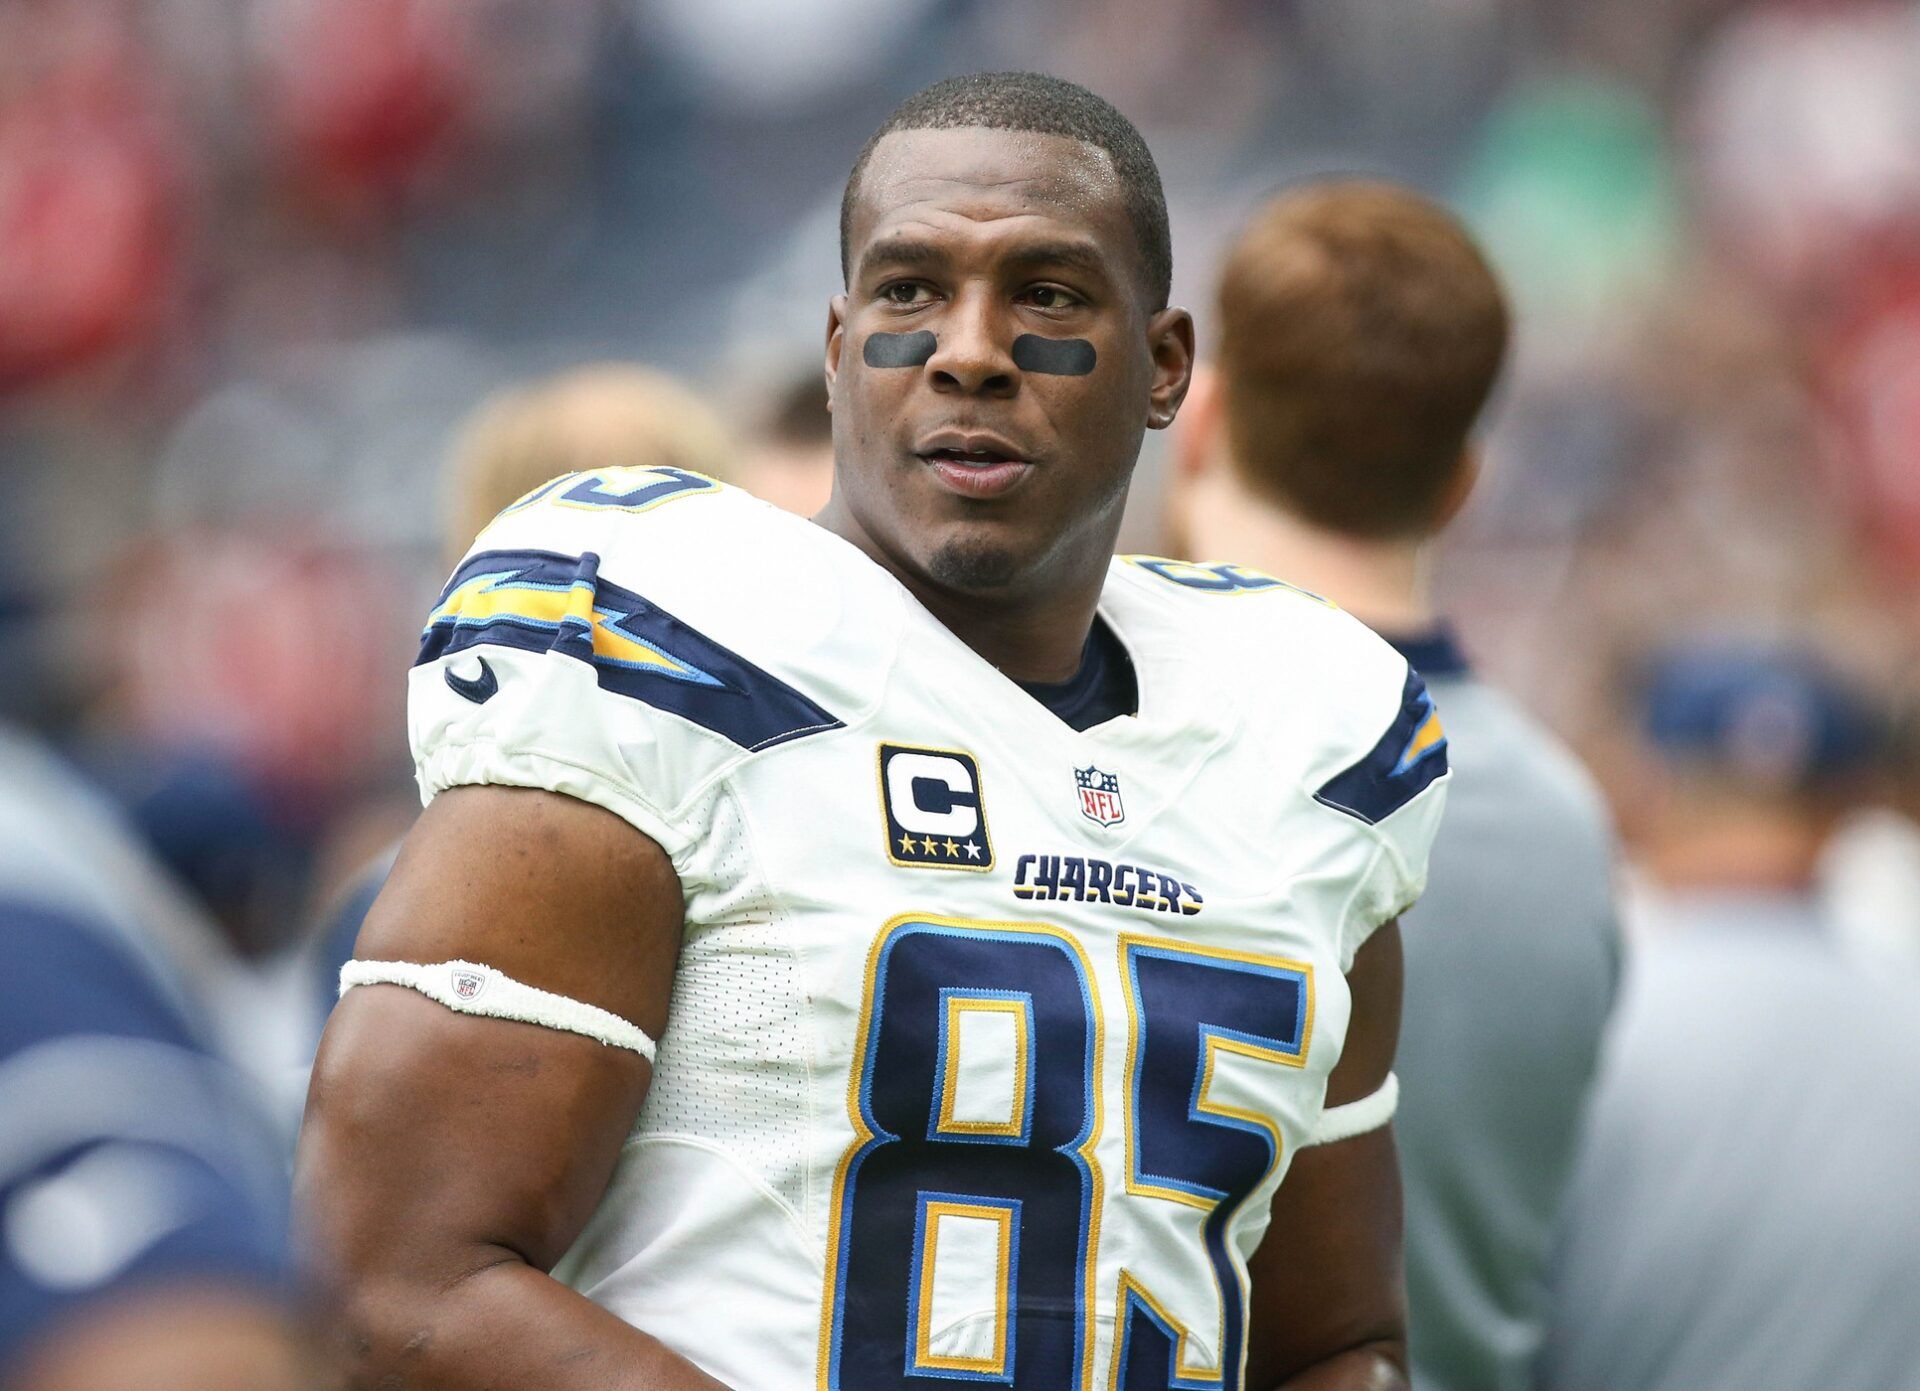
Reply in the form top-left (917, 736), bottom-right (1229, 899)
top-left (408, 466), bottom-right (1448, 1391)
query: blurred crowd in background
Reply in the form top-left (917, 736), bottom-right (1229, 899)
top-left (4, 0), bottom-right (1920, 1382)
top-left (7, 0), bottom-right (1920, 977)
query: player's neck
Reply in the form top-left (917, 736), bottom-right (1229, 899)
top-left (1182, 468), bottom-right (1436, 634)
top-left (815, 499), bottom-right (1106, 684)
top-left (913, 580), bottom-right (1104, 684)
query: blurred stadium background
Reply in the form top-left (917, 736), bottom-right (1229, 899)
top-left (3, 0), bottom-right (1920, 1381)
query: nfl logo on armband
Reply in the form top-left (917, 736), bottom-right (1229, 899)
top-left (1075, 766), bottom-right (1125, 827)
top-left (451, 968), bottom-right (487, 1002)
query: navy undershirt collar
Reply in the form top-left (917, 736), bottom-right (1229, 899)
top-left (1382, 625), bottom-right (1473, 680)
top-left (1016, 616), bottom-right (1138, 732)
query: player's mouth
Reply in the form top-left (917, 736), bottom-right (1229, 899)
top-left (916, 432), bottom-right (1034, 500)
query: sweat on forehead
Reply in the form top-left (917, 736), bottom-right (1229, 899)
top-left (846, 129), bottom-right (1146, 297)
top-left (838, 71), bottom-right (1173, 308)
top-left (858, 127), bottom-right (1122, 206)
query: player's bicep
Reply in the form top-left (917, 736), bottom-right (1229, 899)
top-left (298, 785), bottom-right (684, 1280)
top-left (1244, 1129), bottom-right (1405, 1389)
top-left (351, 784), bottom-right (683, 1036)
top-left (303, 985), bottom-right (650, 1279)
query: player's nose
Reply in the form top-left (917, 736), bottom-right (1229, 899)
top-left (926, 294), bottom-right (1017, 399)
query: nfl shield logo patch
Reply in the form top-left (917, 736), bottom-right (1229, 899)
top-left (451, 968), bottom-right (487, 1002)
top-left (1075, 766), bottom-right (1125, 827)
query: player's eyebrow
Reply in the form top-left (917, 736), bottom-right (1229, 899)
top-left (1000, 240), bottom-right (1112, 283)
top-left (859, 236), bottom-right (1115, 286)
top-left (858, 237), bottom-right (949, 278)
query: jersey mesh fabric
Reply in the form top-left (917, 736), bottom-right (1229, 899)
top-left (633, 783), bottom-right (813, 1220)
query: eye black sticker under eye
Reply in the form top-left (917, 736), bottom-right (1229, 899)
top-left (1012, 335), bottom-right (1096, 376)
top-left (862, 331), bottom-right (937, 368)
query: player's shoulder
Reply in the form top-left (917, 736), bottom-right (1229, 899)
top-left (1107, 556), bottom-right (1448, 954)
top-left (1111, 554), bottom-right (1417, 739)
top-left (469, 465), bottom-right (824, 606)
top-left (437, 467), bottom-right (904, 723)
top-left (475, 462), bottom-right (752, 541)
top-left (413, 469), bottom-right (905, 852)
top-left (1109, 553), bottom-right (1447, 836)
top-left (1109, 553), bottom-right (1389, 659)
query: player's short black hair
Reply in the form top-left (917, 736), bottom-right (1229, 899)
top-left (840, 72), bottom-right (1172, 311)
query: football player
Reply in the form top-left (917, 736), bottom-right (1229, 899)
top-left (298, 74), bottom-right (1449, 1391)
top-left (1170, 180), bottom-right (1620, 1391)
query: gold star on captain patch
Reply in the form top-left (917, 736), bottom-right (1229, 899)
top-left (944, 839), bottom-right (960, 857)
top-left (898, 833), bottom-right (916, 856)
top-left (921, 836), bottom-right (938, 855)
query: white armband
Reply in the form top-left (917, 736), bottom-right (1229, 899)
top-left (339, 959), bottom-right (656, 1062)
top-left (1306, 1072), bottom-right (1398, 1146)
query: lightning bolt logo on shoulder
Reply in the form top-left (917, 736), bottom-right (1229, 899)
top-left (419, 549), bottom-right (842, 751)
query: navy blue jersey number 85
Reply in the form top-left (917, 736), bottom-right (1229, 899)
top-left (821, 917), bottom-right (1311, 1391)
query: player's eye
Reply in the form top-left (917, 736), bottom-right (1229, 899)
top-left (879, 281), bottom-right (934, 306)
top-left (1021, 284), bottom-right (1083, 311)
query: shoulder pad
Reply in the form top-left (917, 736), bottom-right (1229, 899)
top-left (1110, 550), bottom-right (1448, 826)
top-left (1111, 554), bottom-right (1450, 961)
top-left (411, 472), bottom-right (900, 856)
top-left (1114, 554), bottom-right (1337, 607)
top-left (452, 469), bottom-right (903, 729)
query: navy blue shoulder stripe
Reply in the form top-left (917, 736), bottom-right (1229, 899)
top-left (1314, 667), bottom-right (1448, 825)
top-left (418, 549), bottom-right (843, 752)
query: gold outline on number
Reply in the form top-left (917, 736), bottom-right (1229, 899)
top-left (816, 913), bottom-right (1103, 1391)
top-left (934, 992), bottom-right (1033, 1140)
top-left (1112, 934), bottom-right (1315, 1386)
top-left (909, 1198), bottom-right (1017, 1378)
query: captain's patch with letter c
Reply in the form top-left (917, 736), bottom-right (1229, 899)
top-left (879, 744), bottom-right (994, 871)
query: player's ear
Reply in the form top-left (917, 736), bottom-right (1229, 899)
top-left (1434, 445), bottom-right (1481, 528)
top-left (824, 294), bottom-right (849, 403)
top-left (1145, 305), bottom-right (1196, 431)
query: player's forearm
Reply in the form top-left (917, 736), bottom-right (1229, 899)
top-left (1267, 1340), bottom-right (1408, 1391)
top-left (338, 1258), bottom-right (730, 1391)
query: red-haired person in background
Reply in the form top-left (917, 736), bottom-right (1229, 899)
top-left (1170, 179), bottom-right (1621, 1391)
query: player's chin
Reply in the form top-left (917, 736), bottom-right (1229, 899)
top-left (923, 529), bottom-right (1032, 594)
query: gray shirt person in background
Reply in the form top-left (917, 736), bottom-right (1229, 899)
top-left (1539, 646), bottom-right (1920, 1391)
top-left (1167, 179), bottom-right (1620, 1391)
top-left (1392, 640), bottom-right (1619, 1389)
